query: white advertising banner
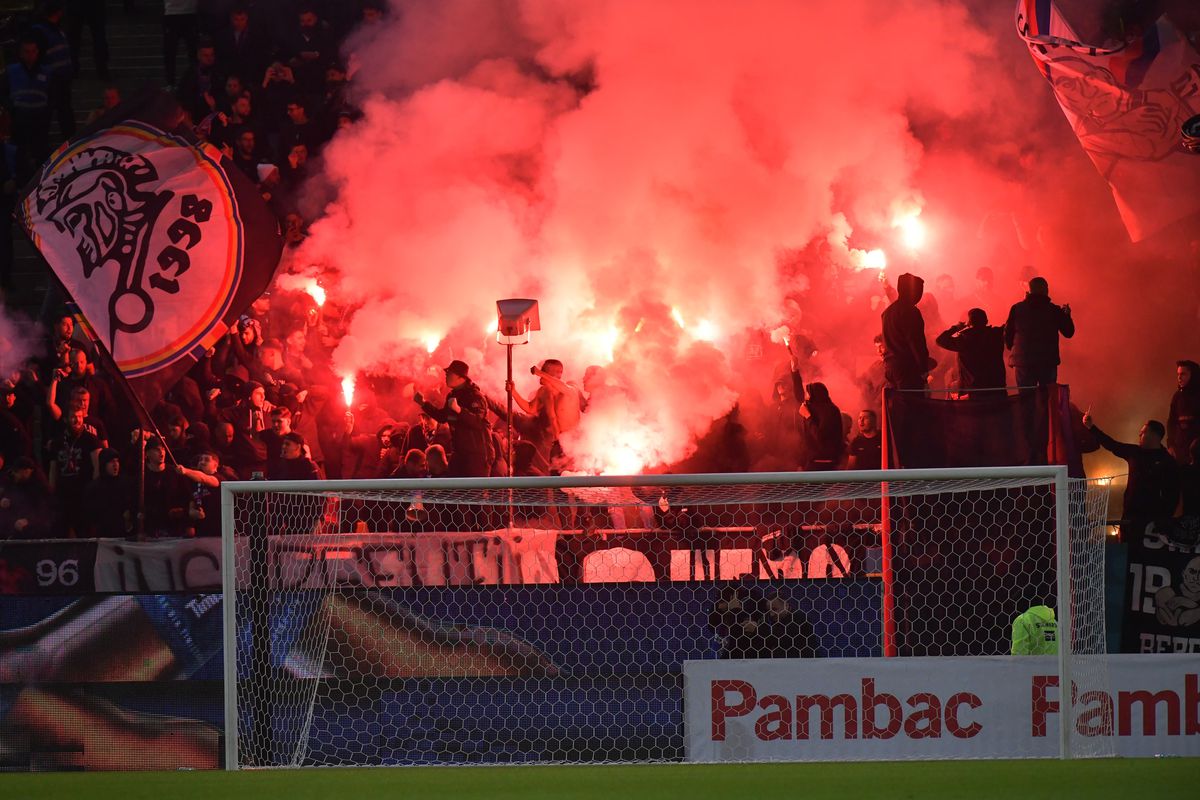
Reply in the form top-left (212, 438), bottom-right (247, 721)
top-left (685, 655), bottom-right (1200, 761)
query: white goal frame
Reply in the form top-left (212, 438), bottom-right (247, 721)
top-left (221, 465), bottom-right (1100, 769)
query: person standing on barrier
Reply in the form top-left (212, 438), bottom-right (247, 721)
top-left (881, 273), bottom-right (932, 391)
top-left (1004, 276), bottom-right (1074, 391)
top-left (935, 308), bottom-right (1006, 399)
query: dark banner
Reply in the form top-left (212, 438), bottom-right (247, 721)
top-left (0, 592), bottom-right (224, 771)
top-left (1122, 516), bottom-right (1200, 653)
top-left (883, 384), bottom-right (1084, 476)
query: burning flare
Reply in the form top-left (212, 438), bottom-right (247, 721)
top-left (341, 374), bottom-right (356, 407)
top-left (305, 279), bottom-right (326, 307)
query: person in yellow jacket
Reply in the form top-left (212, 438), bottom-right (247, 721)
top-left (1012, 605), bottom-right (1058, 655)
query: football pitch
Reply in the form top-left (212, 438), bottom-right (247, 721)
top-left (6, 759), bottom-right (1197, 800)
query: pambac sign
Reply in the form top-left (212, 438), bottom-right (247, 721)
top-left (685, 655), bottom-right (1200, 760)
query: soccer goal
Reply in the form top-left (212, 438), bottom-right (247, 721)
top-left (220, 466), bottom-right (1111, 768)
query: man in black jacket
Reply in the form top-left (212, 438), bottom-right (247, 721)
top-left (1169, 359), bottom-right (1200, 465)
top-left (1004, 277), bottom-right (1074, 391)
top-left (1083, 413), bottom-right (1179, 530)
top-left (414, 360), bottom-right (492, 477)
top-left (935, 308), bottom-right (1006, 399)
top-left (881, 273), bottom-right (931, 391)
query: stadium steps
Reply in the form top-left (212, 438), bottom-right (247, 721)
top-left (3, 0), bottom-right (166, 318)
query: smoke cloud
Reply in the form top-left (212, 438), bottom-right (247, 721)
top-left (293, 0), bottom-right (1198, 475)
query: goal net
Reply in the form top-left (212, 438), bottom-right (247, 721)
top-left (220, 466), bottom-right (1111, 768)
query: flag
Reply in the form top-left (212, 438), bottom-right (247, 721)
top-left (1015, 1), bottom-right (1200, 241)
top-left (16, 90), bottom-right (282, 414)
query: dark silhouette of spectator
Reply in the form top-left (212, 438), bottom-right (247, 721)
top-left (858, 333), bottom-right (886, 411)
top-left (1004, 276), bottom-right (1074, 391)
top-left (65, 0), bottom-right (109, 79)
top-left (278, 99), bottom-right (321, 157)
top-left (82, 448), bottom-right (132, 538)
top-left (762, 592), bottom-right (818, 658)
top-left (140, 436), bottom-right (189, 539)
top-left (3, 36), bottom-right (52, 182)
top-left (1169, 359), bottom-right (1200, 465)
top-left (415, 361), bottom-right (492, 477)
top-left (1084, 413), bottom-right (1180, 528)
top-left (0, 380), bottom-right (32, 462)
top-left (176, 37), bottom-right (222, 122)
top-left (282, 5), bottom-right (334, 95)
top-left (163, 0), bottom-right (200, 88)
top-left (935, 308), bottom-right (1006, 399)
top-left (847, 409), bottom-right (882, 471)
top-left (257, 405), bottom-right (291, 476)
top-left (1, 457), bottom-right (53, 538)
top-left (230, 127), bottom-right (262, 181)
top-left (800, 382), bottom-right (844, 471)
top-left (85, 84), bottom-right (120, 125)
top-left (33, 2), bottom-right (75, 139)
top-left (881, 273), bottom-right (931, 391)
top-left (47, 408), bottom-right (101, 536)
top-left (426, 444), bottom-right (449, 478)
top-left (216, 5), bottom-right (268, 84)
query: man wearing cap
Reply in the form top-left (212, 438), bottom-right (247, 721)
top-left (414, 360), bottom-right (491, 477)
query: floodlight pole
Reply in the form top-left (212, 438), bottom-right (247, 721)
top-left (506, 342), bottom-right (514, 479)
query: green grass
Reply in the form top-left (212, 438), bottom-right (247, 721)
top-left (3, 759), bottom-right (1197, 800)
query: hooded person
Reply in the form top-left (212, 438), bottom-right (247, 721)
top-left (881, 273), bottom-right (933, 391)
top-left (1003, 276), bottom-right (1075, 390)
top-left (800, 382), bottom-right (845, 471)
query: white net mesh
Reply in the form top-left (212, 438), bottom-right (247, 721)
top-left (224, 470), bottom-right (1110, 767)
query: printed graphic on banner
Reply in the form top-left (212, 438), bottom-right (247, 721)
top-left (1015, 1), bottom-right (1200, 240)
top-left (684, 655), bottom-right (1200, 761)
top-left (24, 123), bottom-right (241, 373)
top-left (1124, 518), bottom-right (1200, 653)
top-left (0, 682), bottom-right (222, 771)
top-left (0, 593), bottom-right (224, 770)
top-left (0, 594), bottom-right (224, 684)
top-left (0, 540), bottom-right (98, 595)
top-left (16, 89), bottom-right (282, 414)
top-left (238, 580), bottom-right (879, 764)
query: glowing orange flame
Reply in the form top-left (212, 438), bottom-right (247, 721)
top-left (341, 374), bottom-right (355, 406)
top-left (422, 334), bottom-right (441, 354)
top-left (305, 279), bottom-right (326, 307)
top-left (692, 319), bottom-right (719, 342)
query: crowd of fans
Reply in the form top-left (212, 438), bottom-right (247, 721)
top-left (0, 3), bottom-right (1196, 543)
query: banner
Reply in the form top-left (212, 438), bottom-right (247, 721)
top-left (1123, 517), bottom-right (1200, 653)
top-left (684, 655), bottom-right (1200, 761)
top-left (0, 593), bottom-right (224, 771)
top-left (883, 384), bottom-right (1083, 476)
top-left (17, 90), bottom-right (281, 413)
top-left (0, 527), bottom-right (875, 594)
top-left (1015, 1), bottom-right (1200, 241)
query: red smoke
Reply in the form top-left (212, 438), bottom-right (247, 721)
top-left (291, 0), bottom-right (1198, 476)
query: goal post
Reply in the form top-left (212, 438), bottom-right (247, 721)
top-left (220, 466), bottom-right (1110, 768)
